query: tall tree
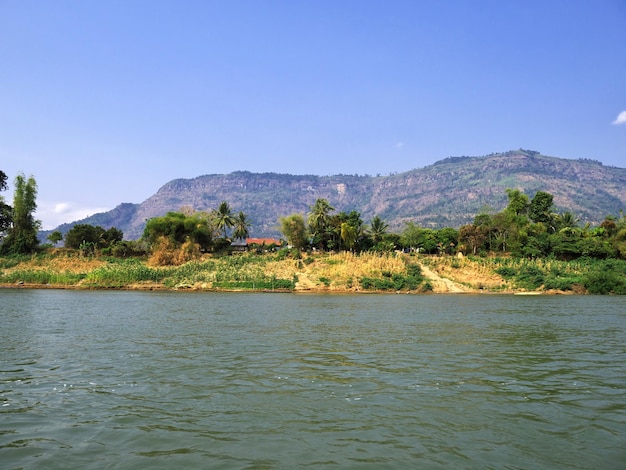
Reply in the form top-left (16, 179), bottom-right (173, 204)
top-left (505, 188), bottom-right (530, 217)
top-left (233, 211), bottom-right (251, 240)
top-left (0, 170), bottom-right (7, 192)
top-left (1, 173), bottom-right (40, 254)
top-left (279, 213), bottom-right (309, 250)
top-left (308, 198), bottom-right (334, 235)
top-left (340, 222), bottom-right (357, 251)
top-left (0, 170), bottom-right (11, 238)
top-left (529, 191), bottom-right (554, 225)
top-left (307, 198), bottom-right (334, 249)
top-left (369, 215), bottom-right (388, 244)
top-left (214, 201), bottom-right (235, 238)
top-left (459, 224), bottom-right (487, 255)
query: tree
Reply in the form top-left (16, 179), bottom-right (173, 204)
top-left (65, 224), bottom-right (107, 249)
top-left (103, 227), bottom-right (124, 245)
top-left (505, 188), bottom-right (529, 217)
top-left (47, 230), bottom-right (63, 246)
top-left (279, 213), bottom-right (309, 250)
top-left (400, 223), bottom-right (438, 253)
top-left (332, 210), bottom-right (364, 251)
top-left (340, 222), bottom-right (357, 251)
top-left (436, 227), bottom-right (459, 254)
top-left (555, 211), bottom-right (579, 233)
top-left (213, 201), bottom-right (235, 238)
top-left (308, 198), bottom-right (335, 249)
top-left (233, 211), bottom-right (251, 241)
top-left (308, 198), bottom-right (334, 234)
top-left (0, 170), bottom-right (11, 238)
top-left (0, 170), bottom-right (7, 192)
top-left (369, 215), bottom-right (388, 244)
top-left (1, 173), bottom-right (40, 254)
top-left (0, 201), bottom-right (12, 239)
top-left (529, 191), bottom-right (554, 225)
top-left (143, 212), bottom-right (213, 252)
top-left (459, 224), bottom-right (487, 255)
top-left (599, 216), bottom-right (618, 238)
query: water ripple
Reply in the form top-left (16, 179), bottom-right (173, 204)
top-left (1, 291), bottom-right (625, 469)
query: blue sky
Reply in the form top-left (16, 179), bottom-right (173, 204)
top-left (1, 0), bottom-right (625, 229)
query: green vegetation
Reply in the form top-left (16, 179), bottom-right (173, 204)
top-left (0, 171), bottom-right (11, 239)
top-left (358, 263), bottom-right (430, 292)
top-left (0, 173), bottom-right (40, 254)
top-left (1, 165), bottom-right (626, 294)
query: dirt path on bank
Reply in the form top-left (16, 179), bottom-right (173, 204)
top-left (418, 262), bottom-right (472, 293)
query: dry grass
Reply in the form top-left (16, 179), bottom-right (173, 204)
top-left (263, 252), bottom-right (409, 290)
top-left (422, 255), bottom-right (507, 290)
top-left (148, 238), bottom-right (201, 266)
top-left (2, 252), bottom-right (105, 274)
top-left (5, 248), bottom-right (601, 293)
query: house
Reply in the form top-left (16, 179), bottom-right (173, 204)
top-left (230, 239), bottom-right (248, 252)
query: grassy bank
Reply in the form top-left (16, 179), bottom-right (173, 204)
top-left (1, 249), bottom-right (625, 294)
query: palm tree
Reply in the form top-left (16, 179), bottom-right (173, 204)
top-left (369, 215), bottom-right (388, 244)
top-left (233, 211), bottom-right (251, 241)
top-left (556, 211), bottom-right (580, 235)
top-left (307, 198), bottom-right (334, 236)
top-left (340, 222), bottom-right (357, 251)
top-left (214, 201), bottom-right (235, 238)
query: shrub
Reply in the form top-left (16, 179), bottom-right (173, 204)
top-left (319, 276), bottom-right (331, 287)
top-left (583, 270), bottom-right (626, 294)
top-left (516, 265), bottom-right (545, 289)
top-left (495, 266), bottom-right (517, 278)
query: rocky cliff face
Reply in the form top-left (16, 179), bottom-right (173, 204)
top-left (51, 150), bottom-right (626, 240)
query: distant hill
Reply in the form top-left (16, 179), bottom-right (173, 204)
top-left (46, 150), bottom-right (626, 240)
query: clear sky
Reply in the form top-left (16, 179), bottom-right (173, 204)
top-left (1, 0), bottom-right (625, 229)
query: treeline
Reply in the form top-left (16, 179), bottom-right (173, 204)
top-left (2, 170), bottom-right (625, 263)
top-left (278, 190), bottom-right (626, 260)
top-left (458, 189), bottom-right (626, 259)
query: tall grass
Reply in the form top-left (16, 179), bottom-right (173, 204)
top-left (84, 262), bottom-right (165, 287)
top-left (0, 269), bottom-right (86, 285)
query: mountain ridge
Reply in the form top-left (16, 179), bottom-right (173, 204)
top-left (47, 150), bottom-right (626, 240)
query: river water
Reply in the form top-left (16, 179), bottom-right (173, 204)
top-left (1, 290), bottom-right (625, 469)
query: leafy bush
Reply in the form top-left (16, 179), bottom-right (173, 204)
top-left (495, 266), bottom-right (517, 278)
top-left (359, 272), bottom-right (424, 291)
top-left (516, 265), bottom-right (545, 289)
top-left (543, 276), bottom-right (576, 291)
top-left (583, 271), bottom-right (626, 294)
top-left (406, 263), bottom-right (423, 278)
top-left (318, 276), bottom-right (331, 287)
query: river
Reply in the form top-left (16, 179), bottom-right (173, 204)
top-left (1, 290), bottom-right (625, 469)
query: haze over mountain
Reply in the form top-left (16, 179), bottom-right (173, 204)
top-left (48, 150), bottom-right (626, 240)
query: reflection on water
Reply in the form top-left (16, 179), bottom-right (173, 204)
top-left (1, 290), bottom-right (625, 469)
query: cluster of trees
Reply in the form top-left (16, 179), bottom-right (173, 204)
top-left (280, 199), bottom-right (393, 252)
top-left (458, 189), bottom-right (626, 259)
top-left (2, 167), bottom-right (626, 262)
top-left (279, 193), bottom-right (626, 260)
top-left (142, 202), bottom-right (251, 252)
top-left (0, 171), bottom-right (40, 255)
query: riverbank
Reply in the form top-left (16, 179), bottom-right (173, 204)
top-left (2, 249), bottom-right (622, 294)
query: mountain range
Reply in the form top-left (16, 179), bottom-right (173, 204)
top-left (48, 150), bottom-right (626, 240)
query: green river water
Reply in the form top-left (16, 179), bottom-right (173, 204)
top-left (1, 290), bottom-right (625, 469)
